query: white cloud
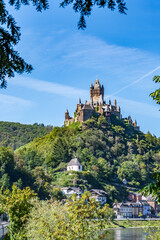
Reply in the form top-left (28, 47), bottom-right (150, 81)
top-left (0, 94), bottom-right (32, 107)
top-left (51, 33), bottom-right (160, 76)
top-left (10, 77), bottom-right (88, 99)
top-left (0, 94), bottom-right (33, 117)
top-left (20, 31), bottom-right (160, 84)
top-left (107, 96), bottom-right (160, 119)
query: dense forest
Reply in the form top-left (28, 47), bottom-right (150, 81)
top-left (0, 116), bottom-right (160, 204)
top-left (0, 121), bottom-right (53, 149)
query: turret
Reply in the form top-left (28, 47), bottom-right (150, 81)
top-left (65, 109), bottom-right (70, 120)
top-left (115, 99), bottom-right (117, 109)
top-left (90, 79), bottom-right (104, 103)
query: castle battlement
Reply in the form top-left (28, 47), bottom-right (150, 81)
top-left (65, 79), bottom-right (139, 131)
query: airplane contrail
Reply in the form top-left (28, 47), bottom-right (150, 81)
top-left (111, 65), bottom-right (160, 96)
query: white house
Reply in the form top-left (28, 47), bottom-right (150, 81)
top-left (61, 187), bottom-right (82, 199)
top-left (139, 200), bottom-right (151, 216)
top-left (89, 189), bottom-right (107, 205)
top-left (67, 156), bottom-right (82, 171)
top-left (113, 203), bottom-right (133, 218)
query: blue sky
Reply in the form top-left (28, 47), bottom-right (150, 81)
top-left (1, 0), bottom-right (160, 136)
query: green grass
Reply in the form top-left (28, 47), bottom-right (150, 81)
top-left (104, 220), bottom-right (160, 229)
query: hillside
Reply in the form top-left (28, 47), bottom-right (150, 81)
top-left (12, 115), bottom-right (160, 202)
top-left (0, 121), bottom-right (53, 150)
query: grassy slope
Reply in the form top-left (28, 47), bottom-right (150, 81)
top-left (105, 220), bottom-right (160, 228)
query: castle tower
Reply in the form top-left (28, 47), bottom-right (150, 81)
top-left (90, 79), bottom-right (104, 104)
top-left (65, 109), bottom-right (70, 121)
top-left (115, 99), bottom-right (117, 109)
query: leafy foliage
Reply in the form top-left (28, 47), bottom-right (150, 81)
top-left (140, 171), bottom-right (160, 203)
top-left (0, 0), bottom-right (48, 87)
top-left (150, 76), bottom-right (160, 105)
top-left (12, 116), bottom-right (160, 203)
top-left (60, 0), bottom-right (127, 29)
top-left (0, 116), bottom-right (159, 203)
top-left (0, 185), bottom-right (36, 239)
top-left (26, 192), bottom-right (114, 239)
top-left (0, 121), bottom-right (52, 150)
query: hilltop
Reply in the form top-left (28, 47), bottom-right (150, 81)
top-left (13, 115), bottom-right (160, 203)
top-left (0, 121), bottom-right (53, 150)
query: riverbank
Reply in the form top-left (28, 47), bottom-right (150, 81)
top-left (105, 220), bottom-right (160, 229)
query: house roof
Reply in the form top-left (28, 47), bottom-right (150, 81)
top-left (61, 187), bottom-right (81, 193)
top-left (67, 156), bottom-right (81, 167)
top-left (82, 104), bottom-right (93, 111)
top-left (90, 189), bottom-right (107, 196)
top-left (146, 195), bottom-right (156, 201)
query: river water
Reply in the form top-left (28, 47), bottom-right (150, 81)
top-left (105, 228), bottom-right (147, 240)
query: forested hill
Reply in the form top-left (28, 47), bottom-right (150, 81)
top-left (0, 121), bottom-right (53, 149)
top-left (12, 115), bottom-right (160, 202)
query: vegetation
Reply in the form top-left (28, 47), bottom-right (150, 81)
top-left (0, 121), bottom-right (52, 150)
top-left (10, 115), bottom-right (160, 203)
top-left (0, 116), bottom-right (160, 238)
top-left (0, 116), bottom-right (159, 203)
top-left (0, 0), bottom-right (49, 88)
top-left (0, 185), bottom-right (36, 239)
top-left (104, 220), bottom-right (160, 229)
top-left (150, 76), bottom-right (160, 105)
top-left (26, 191), bottom-right (114, 240)
top-left (0, 188), bottom-right (114, 240)
top-left (61, 0), bottom-right (127, 29)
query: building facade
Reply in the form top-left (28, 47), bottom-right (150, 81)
top-left (65, 79), bottom-right (139, 131)
top-left (67, 156), bottom-right (82, 171)
top-left (89, 189), bottom-right (107, 205)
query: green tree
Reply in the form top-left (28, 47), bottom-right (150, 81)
top-left (0, 146), bottom-right (15, 181)
top-left (0, 0), bottom-right (48, 88)
top-left (117, 160), bottom-right (141, 183)
top-left (26, 191), bottom-right (114, 239)
top-left (51, 187), bottom-right (64, 201)
top-left (150, 76), bottom-right (160, 105)
top-left (140, 171), bottom-right (160, 202)
top-left (0, 185), bottom-right (37, 240)
top-left (60, 0), bottom-right (127, 29)
top-left (32, 166), bottom-right (50, 198)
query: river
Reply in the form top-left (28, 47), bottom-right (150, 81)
top-left (105, 228), bottom-right (147, 240)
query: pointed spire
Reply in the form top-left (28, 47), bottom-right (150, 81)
top-left (115, 99), bottom-right (117, 108)
top-left (79, 98), bottom-right (81, 104)
top-left (135, 120), bottom-right (137, 126)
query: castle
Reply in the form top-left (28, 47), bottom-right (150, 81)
top-left (65, 79), bottom-right (139, 131)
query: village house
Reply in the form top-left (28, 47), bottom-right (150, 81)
top-left (113, 203), bottom-right (133, 218)
top-left (131, 202), bottom-right (143, 218)
top-left (89, 189), bottom-right (107, 205)
top-left (128, 192), bottom-right (142, 202)
top-left (67, 156), bottom-right (82, 171)
top-left (113, 200), bottom-right (151, 218)
top-left (61, 187), bottom-right (82, 199)
top-left (128, 192), bottom-right (155, 216)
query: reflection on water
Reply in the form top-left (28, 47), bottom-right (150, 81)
top-left (105, 228), bottom-right (147, 240)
